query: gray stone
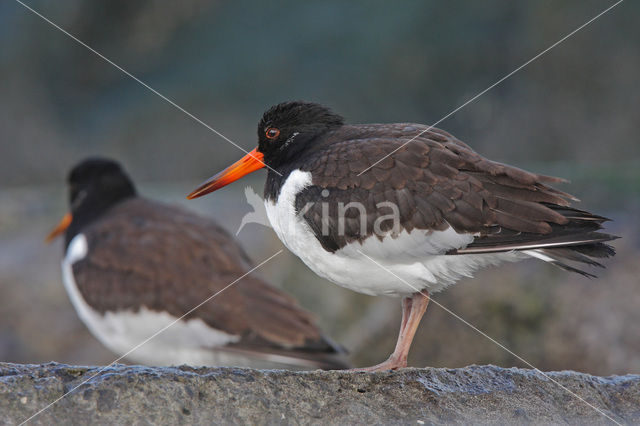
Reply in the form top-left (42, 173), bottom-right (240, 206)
top-left (1, 362), bottom-right (638, 425)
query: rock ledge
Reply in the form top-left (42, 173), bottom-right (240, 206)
top-left (1, 362), bottom-right (638, 425)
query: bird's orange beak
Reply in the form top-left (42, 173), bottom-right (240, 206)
top-left (46, 212), bottom-right (73, 243)
top-left (187, 148), bottom-right (265, 199)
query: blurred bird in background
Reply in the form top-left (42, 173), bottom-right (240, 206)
top-left (47, 157), bottom-right (349, 370)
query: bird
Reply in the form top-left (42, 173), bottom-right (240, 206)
top-left (187, 101), bottom-right (618, 371)
top-left (47, 157), bottom-right (349, 370)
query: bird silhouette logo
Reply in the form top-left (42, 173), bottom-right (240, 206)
top-left (236, 186), bottom-right (272, 235)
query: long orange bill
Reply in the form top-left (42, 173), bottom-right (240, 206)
top-left (46, 212), bottom-right (73, 243)
top-left (187, 148), bottom-right (265, 199)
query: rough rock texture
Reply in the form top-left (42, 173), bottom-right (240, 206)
top-left (1, 363), bottom-right (638, 425)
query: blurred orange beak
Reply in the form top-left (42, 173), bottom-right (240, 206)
top-left (187, 148), bottom-right (265, 199)
top-left (46, 212), bottom-right (72, 243)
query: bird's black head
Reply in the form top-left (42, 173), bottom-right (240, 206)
top-left (54, 157), bottom-right (136, 246)
top-left (186, 101), bottom-right (344, 200)
top-left (257, 101), bottom-right (344, 166)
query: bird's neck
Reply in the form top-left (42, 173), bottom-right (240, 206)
top-left (264, 166), bottom-right (293, 203)
top-left (262, 135), bottom-right (319, 202)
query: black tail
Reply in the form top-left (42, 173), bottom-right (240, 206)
top-left (452, 205), bottom-right (619, 277)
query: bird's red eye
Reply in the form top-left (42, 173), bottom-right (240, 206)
top-left (265, 127), bottom-right (280, 139)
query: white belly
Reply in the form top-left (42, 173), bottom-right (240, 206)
top-left (62, 234), bottom-right (241, 366)
top-left (265, 170), bottom-right (524, 297)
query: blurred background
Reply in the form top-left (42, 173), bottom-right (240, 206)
top-left (1, 0), bottom-right (638, 375)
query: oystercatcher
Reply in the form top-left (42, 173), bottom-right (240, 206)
top-left (48, 157), bottom-right (349, 370)
top-left (188, 101), bottom-right (617, 371)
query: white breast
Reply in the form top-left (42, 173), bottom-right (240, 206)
top-left (265, 170), bottom-right (525, 296)
top-left (62, 234), bottom-right (241, 366)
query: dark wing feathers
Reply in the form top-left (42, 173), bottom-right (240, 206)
top-left (296, 123), bottom-right (616, 274)
top-left (300, 123), bottom-right (577, 244)
top-left (74, 198), bottom-right (342, 358)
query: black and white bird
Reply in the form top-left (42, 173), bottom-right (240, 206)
top-left (188, 101), bottom-right (617, 371)
top-left (48, 157), bottom-right (349, 370)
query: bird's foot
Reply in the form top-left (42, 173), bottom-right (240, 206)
top-left (349, 356), bottom-right (407, 372)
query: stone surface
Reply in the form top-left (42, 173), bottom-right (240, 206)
top-left (1, 363), bottom-right (638, 425)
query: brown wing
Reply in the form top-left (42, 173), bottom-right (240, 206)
top-left (73, 198), bottom-right (339, 354)
top-left (296, 123), bottom-right (614, 257)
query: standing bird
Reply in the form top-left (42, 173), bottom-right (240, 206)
top-left (48, 157), bottom-right (349, 370)
top-left (188, 101), bottom-right (617, 371)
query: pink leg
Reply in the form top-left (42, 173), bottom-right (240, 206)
top-left (353, 291), bottom-right (430, 372)
top-left (399, 296), bottom-right (412, 334)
